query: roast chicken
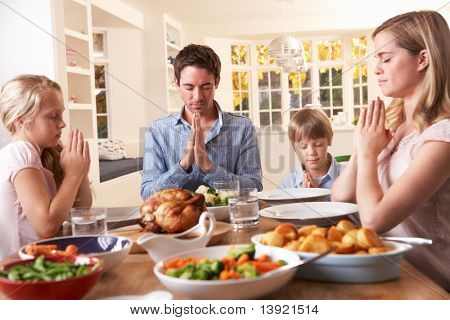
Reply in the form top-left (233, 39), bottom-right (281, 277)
top-left (140, 189), bottom-right (206, 233)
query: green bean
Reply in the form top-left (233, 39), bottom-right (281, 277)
top-left (75, 265), bottom-right (87, 276)
top-left (33, 255), bottom-right (45, 272)
top-left (91, 262), bottom-right (102, 272)
top-left (0, 257), bottom-right (101, 281)
top-left (8, 271), bottom-right (21, 281)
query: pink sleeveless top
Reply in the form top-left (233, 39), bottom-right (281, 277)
top-left (377, 119), bottom-right (450, 290)
top-left (0, 141), bottom-right (57, 260)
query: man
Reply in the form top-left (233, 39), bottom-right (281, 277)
top-left (141, 44), bottom-right (263, 199)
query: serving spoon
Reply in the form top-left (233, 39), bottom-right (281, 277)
top-left (379, 236), bottom-right (432, 246)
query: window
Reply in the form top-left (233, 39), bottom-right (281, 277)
top-left (93, 30), bottom-right (110, 139)
top-left (288, 69), bottom-right (312, 119)
top-left (352, 36), bottom-right (368, 121)
top-left (317, 40), bottom-right (344, 118)
top-left (232, 71), bottom-right (250, 117)
top-left (224, 34), bottom-right (371, 127)
top-left (231, 44), bottom-right (251, 117)
top-left (231, 44), bottom-right (250, 66)
top-left (288, 41), bottom-right (312, 119)
top-left (258, 70), bottom-right (282, 126)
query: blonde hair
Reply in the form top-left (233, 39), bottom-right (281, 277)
top-left (373, 11), bottom-right (450, 132)
top-left (288, 108), bottom-right (333, 146)
top-left (0, 74), bottom-right (64, 187)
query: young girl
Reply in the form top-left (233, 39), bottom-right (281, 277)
top-left (279, 108), bottom-right (344, 189)
top-left (331, 11), bottom-right (449, 290)
top-left (0, 75), bottom-right (92, 259)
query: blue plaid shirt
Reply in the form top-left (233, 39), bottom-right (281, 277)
top-left (141, 104), bottom-right (263, 199)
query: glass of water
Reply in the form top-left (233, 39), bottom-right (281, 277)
top-left (213, 179), bottom-right (240, 201)
top-left (228, 188), bottom-right (259, 229)
top-left (71, 207), bottom-right (107, 236)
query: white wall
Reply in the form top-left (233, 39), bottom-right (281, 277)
top-left (108, 27), bottom-right (147, 157)
top-left (0, 0), bottom-right (56, 85)
top-left (0, 0), bottom-right (58, 148)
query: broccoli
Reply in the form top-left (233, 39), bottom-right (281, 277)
top-left (227, 244), bottom-right (256, 260)
top-left (165, 264), bottom-right (196, 279)
top-left (218, 197), bottom-right (229, 206)
top-left (197, 259), bottom-right (224, 279)
top-left (178, 264), bottom-right (195, 279)
top-left (193, 269), bottom-right (209, 280)
top-left (207, 188), bottom-right (217, 195)
top-left (237, 263), bottom-right (259, 279)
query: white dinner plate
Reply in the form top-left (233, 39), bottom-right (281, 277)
top-left (257, 188), bottom-right (331, 201)
top-left (259, 202), bottom-right (358, 220)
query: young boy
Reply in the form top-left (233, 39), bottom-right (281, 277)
top-left (279, 108), bottom-right (344, 189)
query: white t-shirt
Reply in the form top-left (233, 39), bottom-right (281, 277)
top-left (0, 141), bottom-right (57, 259)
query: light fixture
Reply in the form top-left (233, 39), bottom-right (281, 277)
top-left (269, 36), bottom-right (306, 73)
top-left (268, 0), bottom-right (306, 73)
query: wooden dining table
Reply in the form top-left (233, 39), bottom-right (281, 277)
top-left (1, 203), bottom-right (448, 300)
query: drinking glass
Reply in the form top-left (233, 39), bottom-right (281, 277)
top-left (213, 179), bottom-right (240, 204)
top-left (71, 207), bottom-right (107, 236)
top-left (228, 188), bottom-right (259, 229)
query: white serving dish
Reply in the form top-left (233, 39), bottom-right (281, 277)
top-left (137, 212), bottom-right (216, 262)
top-left (154, 244), bottom-right (300, 299)
top-left (259, 201), bottom-right (358, 220)
top-left (206, 205), bottom-right (229, 221)
top-left (251, 234), bottom-right (412, 283)
top-left (258, 188), bottom-right (331, 201)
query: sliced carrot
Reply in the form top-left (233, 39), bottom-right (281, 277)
top-left (64, 244), bottom-right (78, 255)
top-left (164, 258), bottom-right (184, 269)
top-left (219, 270), bottom-right (229, 280)
top-left (228, 269), bottom-right (242, 279)
top-left (253, 261), bottom-right (282, 273)
top-left (256, 254), bottom-right (269, 262)
top-left (237, 253), bottom-right (249, 265)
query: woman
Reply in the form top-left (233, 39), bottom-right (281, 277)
top-left (332, 11), bottom-right (449, 290)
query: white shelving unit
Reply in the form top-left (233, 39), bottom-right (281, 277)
top-left (164, 15), bottom-right (183, 113)
top-left (63, 0), bottom-right (96, 140)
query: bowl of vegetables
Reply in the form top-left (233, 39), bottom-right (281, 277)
top-left (154, 244), bottom-right (300, 299)
top-left (196, 185), bottom-right (233, 221)
top-left (18, 235), bottom-right (132, 272)
top-left (0, 255), bottom-right (103, 300)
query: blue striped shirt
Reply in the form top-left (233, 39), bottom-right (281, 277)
top-left (141, 104), bottom-right (263, 199)
top-left (278, 154), bottom-right (344, 190)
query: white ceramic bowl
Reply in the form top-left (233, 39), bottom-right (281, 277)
top-left (251, 234), bottom-right (412, 283)
top-left (19, 235), bottom-right (132, 272)
top-left (154, 244), bottom-right (300, 299)
top-left (206, 205), bottom-right (229, 221)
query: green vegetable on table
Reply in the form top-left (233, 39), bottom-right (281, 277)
top-left (196, 185), bottom-right (230, 207)
top-left (227, 244), bottom-right (256, 260)
top-left (0, 255), bottom-right (101, 281)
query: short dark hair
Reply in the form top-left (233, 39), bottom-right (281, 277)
top-left (174, 44), bottom-right (221, 85)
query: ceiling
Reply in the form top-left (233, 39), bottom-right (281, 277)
top-left (123, 0), bottom-right (449, 26)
